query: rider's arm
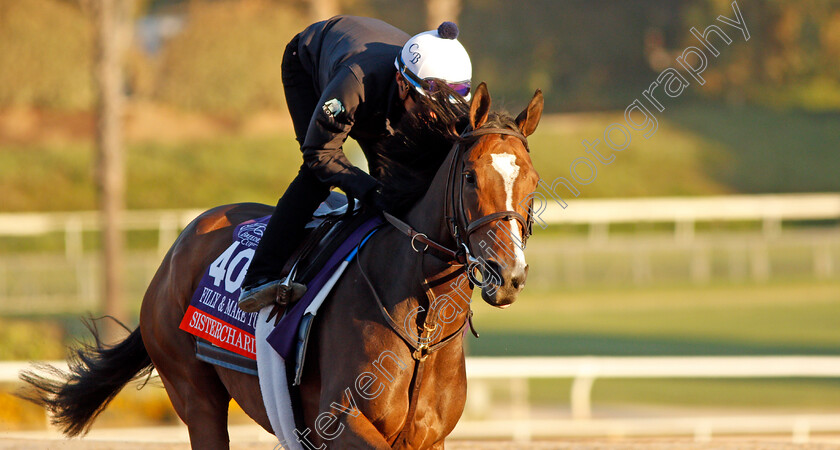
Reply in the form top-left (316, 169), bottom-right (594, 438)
top-left (300, 66), bottom-right (380, 201)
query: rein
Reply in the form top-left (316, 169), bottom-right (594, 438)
top-left (355, 244), bottom-right (470, 362)
top-left (382, 211), bottom-right (461, 263)
top-left (357, 125), bottom-right (534, 445)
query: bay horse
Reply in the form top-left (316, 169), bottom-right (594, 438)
top-left (20, 83), bottom-right (543, 449)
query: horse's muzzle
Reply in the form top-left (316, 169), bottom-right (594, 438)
top-left (480, 259), bottom-right (528, 308)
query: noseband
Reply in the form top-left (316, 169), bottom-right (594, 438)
top-left (384, 125), bottom-right (535, 265)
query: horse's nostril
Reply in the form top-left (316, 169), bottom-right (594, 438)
top-left (483, 260), bottom-right (504, 286)
top-left (510, 269), bottom-right (527, 290)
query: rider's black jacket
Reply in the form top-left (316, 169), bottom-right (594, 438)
top-left (294, 15), bottom-right (409, 200)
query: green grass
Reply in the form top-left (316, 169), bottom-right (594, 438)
top-left (466, 280), bottom-right (840, 410)
top-left (524, 378), bottom-right (840, 411)
top-left (526, 103), bottom-right (840, 198)
top-left (469, 280), bottom-right (840, 356)
top-left (0, 135), bottom-right (300, 212)
top-left (2, 102), bottom-right (839, 213)
top-left (3, 276), bottom-right (839, 410)
top-left (0, 141), bottom-right (96, 212)
top-left (667, 103), bottom-right (840, 194)
top-left (527, 110), bottom-right (733, 198)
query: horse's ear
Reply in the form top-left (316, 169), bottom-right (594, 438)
top-left (515, 89), bottom-right (544, 137)
top-left (469, 82), bottom-right (491, 130)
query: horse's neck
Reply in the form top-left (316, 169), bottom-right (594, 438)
top-left (404, 147), bottom-right (458, 253)
top-left (350, 148), bottom-right (472, 443)
top-left (376, 147), bottom-right (472, 330)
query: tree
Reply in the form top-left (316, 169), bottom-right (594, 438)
top-left (426, 0), bottom-right (460, 29)
top-left (91, 0), bottom-right (133, 341)
top-left (309, 0), bottom-right (339, 23)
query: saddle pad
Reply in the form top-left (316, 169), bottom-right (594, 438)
top-left (195, 338), bottom-right (258, 376)
top-left (179, 208), bottom-right (383, 362)
top-left (178, 216), bottom-right (269, 359)
top-left (256, 307), bottom-right (302, 450)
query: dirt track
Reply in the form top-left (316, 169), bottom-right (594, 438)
top-left (2, 436), bottom-right (840, 449)
top-left (3, 426), bottom-right (839, 449)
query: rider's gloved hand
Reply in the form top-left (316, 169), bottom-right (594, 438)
top-left (362, 184), bottom-right (389, 212)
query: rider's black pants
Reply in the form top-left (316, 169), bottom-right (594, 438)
top-left (243, 35), bottom-right (330, 285)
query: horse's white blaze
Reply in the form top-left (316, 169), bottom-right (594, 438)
top-left (490, 153), bottom-right (527, 272)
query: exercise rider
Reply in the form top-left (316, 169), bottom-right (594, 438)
top-left (238, 16), bottom-right (472, 313)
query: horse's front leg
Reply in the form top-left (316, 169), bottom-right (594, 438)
top-left (293, 401), bottom-right (391, 449)
top-left (302, 364), bottom-right (407, 449)
top-left (317, 412), bottom-right (393, 449)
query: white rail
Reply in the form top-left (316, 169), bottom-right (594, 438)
top-left (461, 356), bottom-right (840, 442)
top-left (0, 209), bottom-right (204, 235)
top-left (536, 192), bottom-right (840, 242)
top-left (1, 193), bottom-right (838, 255)
top-left (5, 356), bottom-right (840, 441)
top-left (0, 360), bottom-right (69, 382)
top-left (539, 193), bottom-right (840, 224)
top-left (0, 209), bottom-right (204, 257)
top-left (465, 356), bottom-right (840, 420)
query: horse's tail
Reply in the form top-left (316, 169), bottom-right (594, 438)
top-left (17, 318), bottom-right (154, 437)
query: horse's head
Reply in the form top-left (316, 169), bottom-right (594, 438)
top-left (455, 83), bottom-right (543, 308)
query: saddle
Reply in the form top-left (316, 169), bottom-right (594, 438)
top-left (191, 191), bottom-right (376, 375)
top-left (282, 191), bottom-right (372, 288)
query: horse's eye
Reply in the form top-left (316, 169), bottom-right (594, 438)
top-left (464, 171), bottom-right (476, 185)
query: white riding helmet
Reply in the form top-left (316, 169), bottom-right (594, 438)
top-left (395, 21), bottom-right (472, 101)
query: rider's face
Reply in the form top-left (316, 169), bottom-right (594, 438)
top-left (396, 73), bottom-right (441, 124)
top-left (397, 73), bottom-right (420, 113)
top-left (403, 93), bottom-right (421, 115)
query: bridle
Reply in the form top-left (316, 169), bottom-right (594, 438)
top-left (447, 126), bottom-right (534, 264)
top-left (384, 124), bottom-right (535, 266)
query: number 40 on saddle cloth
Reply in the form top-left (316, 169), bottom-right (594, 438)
top-left (178, 216), bottom-right (269, 360)
top-left (178, 211), bottom-right (384, 364)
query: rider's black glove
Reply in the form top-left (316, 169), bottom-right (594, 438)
top-left (362, 184), bottom-right (389, 212)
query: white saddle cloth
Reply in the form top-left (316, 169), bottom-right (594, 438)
top-left (255, 307), bottom-right (303, 450)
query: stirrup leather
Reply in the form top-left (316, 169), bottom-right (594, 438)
top-left (237, 278), bottom-right (307, 313)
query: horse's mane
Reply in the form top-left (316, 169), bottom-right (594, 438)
top-left (371, 82), bottom-right (526, 215)
top-left (372, 83), bottom-right (470, 214)
top-left (478, 111), bottom-right (519, 134)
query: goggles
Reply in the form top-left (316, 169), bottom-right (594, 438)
top-left (397, 53), bottom-right (471, 98)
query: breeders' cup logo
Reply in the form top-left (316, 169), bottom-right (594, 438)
top-left (408, 43), bottom-right (421, 64)
top-left (237, 222), bottom-right (265, 248)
